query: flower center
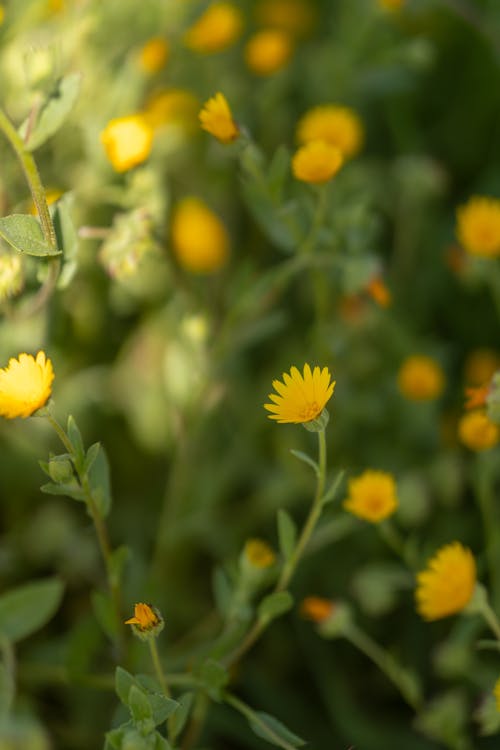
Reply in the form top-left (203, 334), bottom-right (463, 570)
top-left (299, 401), bottom-right (320, 421)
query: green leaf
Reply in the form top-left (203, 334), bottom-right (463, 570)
top-left (0, 578), bottom-right (64, 643)
top-left (199, 659), bottom-right (229, 701)
top-left (104, 726), bottom-right (127, 750)
top-left (66, 415), bottom-right (85, 470)
top-left (152, 733), bottom-right (173, 750)
top-left (91, 590), bottom-right (116, 639)
top-left (289, 449), bottom-right (319, 475)
top-left (267, 145), bottom-right (290, 203)
top-left (20, 72), bottom-right (81, 150)
top-left (212, 566), bottom-right (233, 617)
top-left (250, 711), bottom-right (306, 748)
top-left (277, 510), bottom-right (297, 563)
top-left (116, 667), bottom-right (136, 707)
top-left (87, 443), bottom-right (112, 517)
top-left (84, 442), bottom-right (100, 473)
top-left (169, 692), bottom-right (194, 741)
top-left (147, 694), bottom-right (179, 726)
top-left (321, 470), bottom-right (345, 507)
top-left (0, 214), bottom-right (60, 257)
top-left (128, 685), bottom-right (153, 723)
top-left (258, 591), bottom-right (293, 624)
top-left (40, 480), bottom-right (85, 501)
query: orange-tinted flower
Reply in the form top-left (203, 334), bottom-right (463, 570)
top-left (456, 196), bottom-right (500, 258)
top-left (244, 29), bottom-right (293, 76)
top-left (296, 105), bottom-right (364, 159)
top-left (458, 410), bottom-right (499, 451)
top-left (464, 384), bottom-right (490, 411)
top-left (397, 355), bottom-right (445, 401)
top-left (184, 2), bottom-right (243, 53)
top-left (300, 596), bottom-right (335, 623)
top-left (343, 470), bottom-right (398, 523)
top-left (138, 37), bottom-right (169, 73)
top-left (366, 276), bottom-right (391, 307)
top-left (125, 602), bottom-right (164, 639)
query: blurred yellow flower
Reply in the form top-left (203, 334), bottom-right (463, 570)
top-left (458, 410), bottom-right (499, 451)
top-left (296, 105), bottom-right (364, 159)
top-left (125, 602), bottom-right (164, 639)
top-left (171, 197), bottom-right (229, 273)
top-left (264, 364), bottom-right (335, 424)
top-left (138, 37), bottom-right (170, 74)
top-left (244, 539), bottom-right (276, 568)
top-left (378, 0), bottom-right (404, 10)
top-left (292, 140), bottom-right (343, 184)
top-left (199, 92), bottom-right (239, 144)
top-left (415, 542), bottom-right (476, 621)
top-left (366, 275), bottom-right (391, 307)
top-left (0, 352), bottom-right (54, 419)
top-left (397, 355), bottom-right (445, 401)
top-left (100, 114), bottom-right (153, 172)
top-left (494, 677), bottom-right (500, 712)
top-left (255, 0), bottom-right (316, 37)
top-left (300, 596), bottom-right (335, 623)
top-left (343, 470), bottom-right (398, 523)
top-left (244, 29), bottom-right (293, 76)
top-left (0, 254), bottom-right (23, 301)
top-left (144, 89), bottom-right (199, 132)
top-left (184, 2), bottom-right (243, 53)
top-left (456, 196), bottom-right (500, 257)
top-left (464, 348), bottom-right (500, 387)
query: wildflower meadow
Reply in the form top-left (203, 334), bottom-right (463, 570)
top-left (3, 0), bottom-right (500, 748)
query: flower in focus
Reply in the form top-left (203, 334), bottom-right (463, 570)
top-left (292, 140), bottom-right (343, 184)
top-left (244, 29), bottom-right (293, 76)
top-left (296, 105), bottom-right (364, 159)
top-left (494, 677), bottom-right (500, 712)
top-left (264, 364), bottom-right (335, 424)
top-left (138, 37), bottom-right (170, 74)
top-left (456, 196), bottom-right (500, 257)
top-left (458, 410), bottom-right (499, 451)
top-left (244, 539), bottom-right (276, 569)
top-left (184, 2), bottom-right (243, 53)
top-left (343, 470), bottom-right (398, 523)
top-left (0, 352), bottom-right (54, 419)
top-left (378, 0), bottom-right (405, 11)
top-left (366, 275), bottom-right (391, 307)
top-left (171, 197), bottom-right (229, 274)
top-left (100, 114), bottom-right (153, 172)
top-left (0, 253), bottom-right (23, 301)
top-left (300, 596), bottom-right (335, 623)
top-left (415, 542), bottom-right (476, 621)
top-left (125, 602), bottom-right (164, 640)
top-left (255, 0), bottom-right (316, 37)
top-left (144, 88), bottom-right (199, 132)
top-left (397, 355), bottom-right (445, 401)
top-left (199, 92), bottom-right (239, 144)
top-left (464, 348), bottom-right (500, 387)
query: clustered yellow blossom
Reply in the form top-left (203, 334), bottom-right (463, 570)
top-left (0, 352), bottom-right (54, 419)
top-left (265, 364), bottom-right (335, 424)
top-left (244, 29), bottom-right (293, 76)
top-left (244, 539), bottom-right (276, 569)
top-left (300, 596), bottom-right (335, 623)
top-left (456, 196), bottom-right (500, 258)
top-left (199, 92), bottom-right (239, 144)
top-left (125, 602), bottom-right (164, 639)
top-left (458, 410), bottom-right (499, 451)
top-left (184, 2), bottom-right (243, 53)
top-left (415, 542), bottom-right (476, 621)
top-left (296, 105), bottom-right (364, 159)
top-left (255, 0), bottom-right (316, 37)
top-left (144, 89), bottom-right (199, 132)
top-left (171, 197), bottom-right (230, 274)
top-left (292, 140), bottom-right (343, 184)
top-left (397, 355), bottom-right (445, 401)
top-left (138, 37), bottom-right (170, 74)
top-left (343, 470), bottom-right (398, 523)
top-left (100, 114), bottom-right (153, 172)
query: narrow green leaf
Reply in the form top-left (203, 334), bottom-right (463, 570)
top-left (84, 442), bottom-right (101, 473)
top-left (0, 578), bottom-right (64, 643)
top-left (40, 480), bottom-right (85, 501)
top-left (321, 470), bottom-right (345, 507)
top-left (277, 509), bottom-right (297, 563)
top-left (20, 72), bottom-right (81, 150)
top-left (169, 692), bottom-right (194, 741)
top-left (66, 415), bottom-right (85, 470)
top-left (267, 145), bottom-right (290, 202)
top-left (289, 449), bottom-right (319, 476)
top-left (128, 685), bottom-right (153, 723)
top-left (52, 192), bottom-right (77, 265)
top-left (212, 566), bottom-right (233, 617)
top-left (87, 444), bottom-right (112, 517)
top-left (250, 711), bottom-right (306, 748)
top-left (258, 591), bottom-right (293, 624)
top-left (91, 591), bottom-right (116, 639)
top-left (109, 545), bottom-right (129, 589)
top-left (0, 214), bottom-right (60, 257)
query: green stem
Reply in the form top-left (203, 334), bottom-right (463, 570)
top-left (149, 638), bottom-right (175, 744)
top-left (224, 692), bottom-right (298, 750)
top-left (477, 594), bottom-right (500, 641)
top-left (180, 692), bottom-right (209, 750)
top-left (298, 184), bottom-right (329, 255)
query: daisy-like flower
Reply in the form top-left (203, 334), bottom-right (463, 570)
top-left (456, 196), bottom-right (500, 258)
top-left (292, 140), bottom-right (343, 184)
top-left (100, 114), bottom-right (153, 172)
top-left (397, 355), bottom-right (445, 401)
top-left (296, 105), bottom-right (364, 159)
top-left (343, 470), bottom-right (398, 523)
top-left (199, 92), bottom-right (239, 144)
top-left (125, 602), bottom-right (164, 640)
top-left (415, 542), bottom-right (476, 621)
top-left (0, 352), bottom-right (54, 419)
top-left (458, 409), bottom-right (499, 451)
top-left (264, 364), bottom-right (335, 424)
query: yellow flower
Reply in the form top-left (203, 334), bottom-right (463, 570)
top-left (125, 603), bottom-right (164, 640)
top-left (184, 2), bottom-right (243, 53)
top-left (378, 0), bottom-right (404, 10)
top-left (296, 105), bottom-right (364, 159)
top-left (397, 355), bottom-right (445, 401)
top-left (494, 677), bottom-right (500, 712)
top-left (456, 196), bottom-right (500, 257)
top-left (199, 92), bottom-right (239, 144)
top-left (0, 352), bottom-right (54, 419)
top-left (0, 254), bottom-right (23, 301)
top-left (100, 114), bottom-right (153, 172)
top-left (143, 89), bottom-right (199, 132)
top-left (255, 0), bottom-right (316, 37)
top-left (292, 140), bottom-right (343, 184)
top-left (300, 596), bottom-right (335, 623)
top-left (264, 364), bottom-right (335, 424)
top-left (415, 542), bottom-right (476, 621)
top-left (138, 37), bottom-right (170, 74)
top-left (244, 29), bottom-right (293, 76)
top-left (464, 348), bottom-right (500, 387)
top-left (0, 5), bottom-right (5, 24)
top-left (171, 197), bottom-right (229, 274)
top-left (244, 539), bottom-right (276, 569)
top-left (343, 470), bottom-right (398, 523)
top-left (458, 410), bottom-right (499, 451)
